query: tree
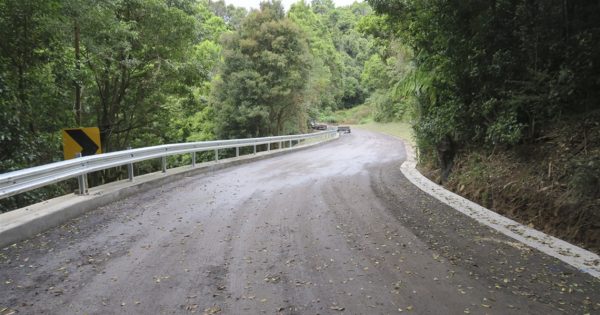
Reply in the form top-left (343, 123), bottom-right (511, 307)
top-left (165, 4), bottom-right (227, 144)
top-left (0, 0), bottom-right (74, 171)
top-left (289, 1), bottom-right (343, 113)
top-left (212, 1), bottom-right (310, 138)
top-left (205, 0), bottom-right (247, 30)
top-left (77, 0), bottom-right (199, 151)
top-left (322, 2), bottom-right (374, 108)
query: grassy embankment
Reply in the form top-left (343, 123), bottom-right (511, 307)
top-left (320, 104), bottom-right (415, 145)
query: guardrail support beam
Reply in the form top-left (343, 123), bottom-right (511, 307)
top-left (253, 144), bottom-right (256, 155)
top-left (192, 152), bottom-right (196, 168)
top-left (75, 153), bottom-right (88, 195)
top-left (161, 156), bottom-right (167, 173)
top-left (127, 147), bottom-right (134, 181)
top-left (215, 149), bottom-right (219, 162)
top-left (76, 174), bottom-right (88, 195)
top-left (236, 147), bottom-right (239, 157)
top-left (127, 163), bottom-right (134, 181)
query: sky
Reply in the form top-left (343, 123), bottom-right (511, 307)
top-left (224, 0), bottom-right (363, 11)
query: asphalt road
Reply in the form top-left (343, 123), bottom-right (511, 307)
top-left (1, 130), bottom-right (599, 315)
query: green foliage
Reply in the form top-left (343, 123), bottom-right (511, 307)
top-left (367, 0), bottom-right (600, 163)
top-left (289, 1), bottom-right (343, 111)
top-left (319, 104), bottom-right (372, 125)
top-left (297, 1), bottom-right (376, 110)
top-left (78, 0), bottom-right (203, 151)
top-left (361, 54), bottom-right (387, 91)
top-left (0, 0), bottom-right (74, 169)
top-left (204, 0), bottom-right (247, 30)
top-left (212, 1), bottom-right (310, 138)
top-left (357, 28), bottom-right (416, 124)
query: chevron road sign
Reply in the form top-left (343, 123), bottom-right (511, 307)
top-left (62, 127), bottom-right (102, 160)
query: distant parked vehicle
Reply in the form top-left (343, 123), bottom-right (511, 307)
top-left (337, 126), bottom-right (351, 134)
top-left (309, 120), bottom-right (328, 130)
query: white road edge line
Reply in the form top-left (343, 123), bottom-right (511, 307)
top-left (399, 142), bottom-right (600, 279)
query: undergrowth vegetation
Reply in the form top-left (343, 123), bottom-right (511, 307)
top-left (319, 104), bottom-right (373, 125)
top-left (419, 112), bottom-right (600, 252)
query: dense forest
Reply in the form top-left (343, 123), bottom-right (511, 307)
top-left (1, 0), bottom-right (599, 250)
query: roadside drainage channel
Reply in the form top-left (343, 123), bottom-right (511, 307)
top-left (399, 142), bottom-right (600, 279)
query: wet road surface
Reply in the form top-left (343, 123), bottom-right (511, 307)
top-left (1, 130), bottom-right (599, 314)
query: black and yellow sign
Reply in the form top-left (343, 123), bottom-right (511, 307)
top-left (62, 127), bottom-right (102, 160)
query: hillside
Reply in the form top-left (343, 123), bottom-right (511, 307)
top-left (421, 112), bottom-right (600, 253)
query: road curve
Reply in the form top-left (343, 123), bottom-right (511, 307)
top-left (1, 130), bottom-right (599, 314)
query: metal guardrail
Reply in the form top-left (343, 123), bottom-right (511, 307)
top-left (0, 130), bottom-right (338, 200)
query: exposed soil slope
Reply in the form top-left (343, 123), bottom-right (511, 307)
top-left (421, 112), bottom-right (600, 253)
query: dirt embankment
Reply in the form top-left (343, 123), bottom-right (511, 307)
top-left (420, 112), bottom-right (600, 254)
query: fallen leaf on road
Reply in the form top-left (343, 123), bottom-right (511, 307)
top-left (185, 304), bottom-right (198, 311)
top-left (203, 306), bottom-right (221, 314)
top-left (264, 274), bottom-right (281, 284)
top-left (330, 306), bottom-right (345, 311)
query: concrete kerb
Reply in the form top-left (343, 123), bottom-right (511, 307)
top-left (399, 141), bottom-right (600, 279)
top-left (0, 135), bottom-right (339, 249)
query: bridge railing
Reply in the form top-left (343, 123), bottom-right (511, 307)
top-left (0, 130), bottom-right (338, 200)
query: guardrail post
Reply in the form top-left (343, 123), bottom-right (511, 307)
top-left (289, 139), bottom-right (292, 148)
top-left (253, 144), bottom-right (257, 155)
top-left (215, 149), bottom-right (219, 162)
top-left (161, 156), bottom-right (167, 173)
top-left (280, 141), bottom-right (283, 150)
top-left (192, 152), bottom-right (196, 168)
top-left (127, 147), bottom-right (134, 181)
top-left (236, 147), bottom-right (239, 157)
top-left (268, 142), bottom-right (270, 152)
top-left (75, 153), bottom-right (88, 195)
